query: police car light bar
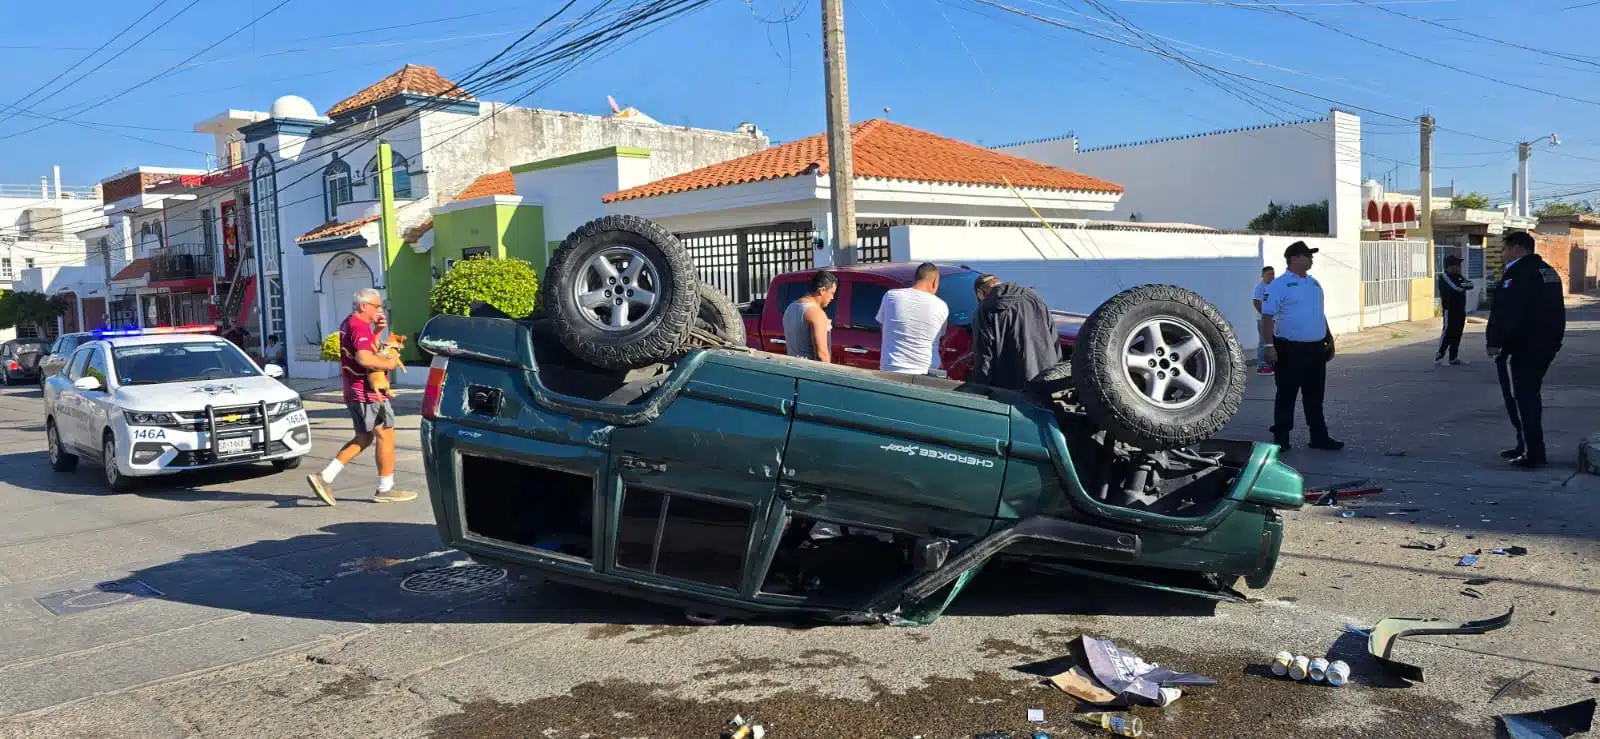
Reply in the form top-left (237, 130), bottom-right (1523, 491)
top-left (93, 324), bottom-right (220, 338)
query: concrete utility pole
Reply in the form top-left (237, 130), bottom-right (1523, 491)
top-left (821, 0), bottom-right (857, 266)
top-left (1419, 114), bottom-right (1434, 272)
top-left (1517, 141), bottom-right (1532, 218)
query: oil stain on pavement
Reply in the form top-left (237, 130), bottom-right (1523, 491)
top-left (423, 643), bottom-right (1480, 739)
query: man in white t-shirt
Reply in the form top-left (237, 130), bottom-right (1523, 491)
top-left (876, 262), bottom-right (950, 374)
top-left (1252, 266), bottom-right (1275, 375)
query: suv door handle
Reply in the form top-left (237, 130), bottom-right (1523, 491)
top-left (769, 338), bottom-right (786, 345)
top-left (843, 346), bottom-right (868, 354)
top-left (777, 484), bottom-right (826, 506)
top-left (620, 456), bottom-right (667, 474)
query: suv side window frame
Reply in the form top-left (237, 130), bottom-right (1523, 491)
top-left (84, 348), bottom-right (110, 388)
top-left (845, 281), bottom-right (890, 331)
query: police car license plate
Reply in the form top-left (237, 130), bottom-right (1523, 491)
top-left (218, 436), bottom-right (252, 456)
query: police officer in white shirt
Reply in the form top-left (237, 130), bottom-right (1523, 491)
top-left (1260, 241), bottom-right (1344, 451)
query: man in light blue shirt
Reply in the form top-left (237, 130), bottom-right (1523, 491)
top-left (1252, 266), bottom-right (1275, 374)
top-left (1260, 241), bottom-right (1343, 451)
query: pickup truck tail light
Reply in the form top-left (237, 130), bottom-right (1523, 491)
top-left (6, 361), bottom-right (17, 371)
top-left (421, 356), bottom-right (449, 420)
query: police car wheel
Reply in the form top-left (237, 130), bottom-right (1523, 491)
top-left (546, 214), bottom-right (698, 371)
top-left (1071, 284), bottom-right (1245, 451)
top-left (102, 434), bottom-right (133, 493)
top-left (47, 419), bottom-right (77, 472)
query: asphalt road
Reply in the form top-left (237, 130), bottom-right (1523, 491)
top-left (1, 306), bottom-right (1597, 739)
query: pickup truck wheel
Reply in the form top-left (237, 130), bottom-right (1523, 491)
top-left (1027, 361), bottom-right (1073, 398)
top-left (546, 215), bottom-right (697, 370)
top-left (694, 283), bottom-right (745, 345)
top-left (1071, 284), bottom-right (1245, 451)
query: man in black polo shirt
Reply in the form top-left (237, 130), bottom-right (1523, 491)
top-left (1434, 254), bottom-right (1473, 366)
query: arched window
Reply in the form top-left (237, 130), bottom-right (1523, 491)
top-left (323, 155), bottom-right (353, 221)
top-left (366, 151), bottom-right (412, 200)
top-left (252, 145), bottom-right (282, 275)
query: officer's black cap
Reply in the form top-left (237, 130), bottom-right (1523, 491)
top-left (1284, 240), bottom-right (1319, 259)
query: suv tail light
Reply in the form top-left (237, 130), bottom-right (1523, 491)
top-left (421, 356), bottom-right (449, 420)
top-left (6, 361), bottom-right (18, 371)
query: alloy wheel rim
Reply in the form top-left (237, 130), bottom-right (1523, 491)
top-left (104, 439), bottom-right (118, 485)
top-left (47, 425), bottom-right (59, 464)
top-left (572, 246), bottom-right (661, 332)
top-left (1121, 316), bottom-right (1216, 411)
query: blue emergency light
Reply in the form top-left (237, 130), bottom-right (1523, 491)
top-left (93, 324), bottom-right (220, 339)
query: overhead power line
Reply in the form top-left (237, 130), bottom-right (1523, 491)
top-left (0, 0), bottom-right (177, 128)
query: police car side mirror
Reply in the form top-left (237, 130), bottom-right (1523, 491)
top-left (73, 376), bottom-right (102, 391)
top-left (262, 363), bottom-right (285, 379)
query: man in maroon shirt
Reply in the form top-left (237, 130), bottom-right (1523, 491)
top-left (304, 288), bottom-right (415, 505)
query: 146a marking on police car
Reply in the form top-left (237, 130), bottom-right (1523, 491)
top-left (132, 428), bottom-right (167, 441)
top-left (283, 411), bottom-right (308, 427)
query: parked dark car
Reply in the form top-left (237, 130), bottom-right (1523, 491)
top-left (0, 339), bottom-right (52, 385)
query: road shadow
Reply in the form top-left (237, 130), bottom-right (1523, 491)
top-left (119, 521), bottom-right (1227, 628)
top-left (0, 449), bottom-right (320, 507)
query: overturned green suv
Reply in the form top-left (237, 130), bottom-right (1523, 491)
top-left (416, 215), bottom-right (1304, 625)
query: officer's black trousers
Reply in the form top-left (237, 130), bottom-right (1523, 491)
top-left (1436, 308), bottom-right (1465, 361)
top-left (1498, 348), bottom-right (1558, 459)
top-left (1271, 338), bottom-right (1329, 441)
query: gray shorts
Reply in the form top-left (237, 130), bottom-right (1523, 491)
top-left (347, 400), bottom-right (396, 435)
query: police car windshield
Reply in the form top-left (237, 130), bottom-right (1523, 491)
top-left (936, 272), bottom-right (981, 327)
top-left (112, 341), bottom-right (261, 386)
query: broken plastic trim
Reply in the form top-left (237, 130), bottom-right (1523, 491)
top-left (864, 515), bottom-right (1141, 616)
top-left (1367, 605), bottom-right (1514, 682)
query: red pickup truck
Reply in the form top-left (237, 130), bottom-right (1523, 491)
top-left (739, 263), bottom-right (1085, 381)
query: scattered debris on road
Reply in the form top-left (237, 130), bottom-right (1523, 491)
top-left (1458, 555), bottom-right (1479, 566)
top-left (1489, 669), bottom-right (1536, 703)
top-left (1492, 546), bottom-right (1529, 556)
top-left (1403, 535), bottom-right (1449, 551)
top-left (1364, 606), bottom-right (1515, 682)
top-left (1461, 587), bottom-right (1484, 599)
top-left (1078, 711), bottom-right (1143, 736)
top-left (722, 714), bottom-right (765, 739)
top-left (1304, 479), bottom-right (1383, 505)
top-left (1070, 635), bottom-right (1216, 706)
top-left (1494, 697), bottom-right (1595, 739)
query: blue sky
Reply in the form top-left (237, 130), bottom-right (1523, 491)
top-left (2, 0), bottom-right (1597, 207)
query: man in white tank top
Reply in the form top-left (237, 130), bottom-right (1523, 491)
top-left (877, 263), bottom-right (950, 374)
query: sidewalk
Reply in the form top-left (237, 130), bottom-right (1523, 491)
top-left (284, 377), bottom-right (423, 411)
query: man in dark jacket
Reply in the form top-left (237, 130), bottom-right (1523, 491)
top-left (1434, 254), bottom-right (1474, 366)
top-left (1486, 230), bottom-right (1567, 469)
top-left (970, 274), bottom-right (1060, 390)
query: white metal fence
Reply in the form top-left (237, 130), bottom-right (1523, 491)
top-left (1360, 239), bottom-right (1429, 327)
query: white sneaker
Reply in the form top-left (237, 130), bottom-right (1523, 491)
top-left (1449, 358), bottom-right (1468, 366)
top-left (1434, 358), bottom-right (1445, 366)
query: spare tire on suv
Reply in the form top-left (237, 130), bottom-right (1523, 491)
top-left (546, 215), bottom-right (699, 371)
top-left (1070, 284), bottom-right (1245, 451)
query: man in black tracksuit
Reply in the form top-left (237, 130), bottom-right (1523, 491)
top-left (1434, 254), bottom-right (1474, 366)
top-left (970, 274), bottom-right (1060, 390)
top-left (1486, 230), bottom-right (1567, 469)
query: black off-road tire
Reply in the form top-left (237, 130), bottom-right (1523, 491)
top-left (694, 283), bottom-right (746, 345)
top-left (1070, 284), bottom-right (1245, 451)
top-left (546, 215), bottom-right (698, 371)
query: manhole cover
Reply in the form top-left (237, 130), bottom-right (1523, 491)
top-left (36, 579), bottom-right (164, 617)
top-left (401, 564), bottom-right (506, 594)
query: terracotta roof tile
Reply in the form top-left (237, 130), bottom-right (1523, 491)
top-left (603, 119), bottom-right (1123, 203)
top-left (110, 258), bottom-right (151, 282)
top-left (452, 171), bottom-right (515, 202)
top-left (325, 64), bottom-right (475, 118)
top-left (297, 215), bottom-right (379, 243)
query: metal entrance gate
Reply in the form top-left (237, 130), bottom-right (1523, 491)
top-left (675, 222), bottom-right (894, 304)
top-left (1361, 239), bottom-right (1427, 327)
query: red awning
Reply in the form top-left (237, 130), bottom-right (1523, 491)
top-left (146, 278), bottom-right (214, 292)
top-left (204, 165), bottom-right (249, 187)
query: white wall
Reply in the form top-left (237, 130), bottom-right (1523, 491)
top-left (895, 225), bottom-right (1361, 348)
top-left (997, 110), bottom-right (1361, 234)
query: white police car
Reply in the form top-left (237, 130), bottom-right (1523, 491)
top-left (43, 326), bottom-right (313, 491)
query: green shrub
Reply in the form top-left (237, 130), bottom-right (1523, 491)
top-left (429, 256), bottom-right (539, 319)
top-left (320, 332), bottom-right (341, 361)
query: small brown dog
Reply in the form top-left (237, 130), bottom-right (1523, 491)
top-left (367, 333), bottom-right (407, 398)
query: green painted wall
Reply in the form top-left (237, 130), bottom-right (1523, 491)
top-left (388, 201), bottom-right (545, 359)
